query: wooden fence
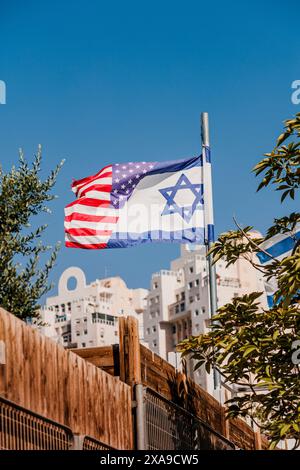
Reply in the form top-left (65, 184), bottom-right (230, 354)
top-left (0, 307), bottom-right (133, 450)
top-left (0, 307), bottom-right (271, 450)
top-left (73, 316), bottom-right (270, 450)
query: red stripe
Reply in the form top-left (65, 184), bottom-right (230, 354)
top-left (76, 171), bottom-right (113, 195)
top-left (65, 241), bottom-right (107, 250)
top-left (72, 166), bottom-right (112, 190)
top-left (65, 197), bottom-right (111, 209)
top-left (65, 228), bottom-right (112, 236)
top-left (64, 213), bottom-right (118, 223)
top-left (79, 183), bottom-right (112, 197)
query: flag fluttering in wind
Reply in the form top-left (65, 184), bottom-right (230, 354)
top-left (65, 155), bottom-right (213, 249)
top-left (257, 225), bottom-right (300, 307)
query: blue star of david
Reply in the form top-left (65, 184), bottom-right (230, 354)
top-left (159, 173), bottom-right (204, 223)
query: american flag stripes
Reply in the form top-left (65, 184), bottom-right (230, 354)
top-left (65, 165), bottom-right (117, 249)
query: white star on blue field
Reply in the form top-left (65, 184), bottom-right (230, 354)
top-left (159, 173), bottom-right (204, 223)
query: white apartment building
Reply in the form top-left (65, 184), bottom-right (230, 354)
top-left (144, 236), bottom-right (267, 395)
top-left (40, 266), bottom-right (148, 349)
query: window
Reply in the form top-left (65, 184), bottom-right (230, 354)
top-left (194, 309), bottom-right (199, 316)
top-left (188, 282), bottom-right (193, 290)
top-left (175, 305), bottom-right (179, 314)
top-left (196, 293), bottom-right (200, 301)
top-left (76, 332), bottom-right (80, 336)
top-left (82, 343), bottom-right (86, 347)
top-left (84, 330), bottom-right (87, 335)
top-left (180, 302), bottom-right (185, 312)
top-left (176, 294), bottom-right (179, 302)
top-left (201, 307), bottom-right (206, 314)
top-left (181, 292), bottom-right (185, 301)
top-left (146, 328), bottom-right (150, 335)
top-left (153, 282), bottom-right (158, 289)
top-left (189, 296), bottom-right (194, 303)
top-left (195, 279), bottom-right (199, 286)
top-left (189, 267), bottom-right (194, 274)
top-left (152, 326), bottom-right (156, 333)
top-left (153, 340), bottom-right (157, 347)
top-left (172, 325), bottom-right (176, 334)
top-left (83, 317), bottom-right (87, 322)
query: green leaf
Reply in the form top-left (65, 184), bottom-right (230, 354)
top-left (280, 424), bottom-right (291, 437)
top-left (242, 346), bottom-right (257, 357)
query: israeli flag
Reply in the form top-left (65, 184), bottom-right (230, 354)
top-left (108, 155), bottom-right (210, 248)
top-left (257, 224), bottom-right (300, 307)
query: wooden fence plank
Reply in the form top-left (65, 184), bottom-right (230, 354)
top-left (0, 307), bottom-right (133, 449)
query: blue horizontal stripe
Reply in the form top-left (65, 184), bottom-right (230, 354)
top-left (257, 230), bottom-right (300, 264)
top-left (150, 155), bottom-right (202, 175)
top-left (107, 227), bottom-right (205, 249)
top-left (207, 223), bottom-right (215, 243)
top-left (203, 146), bottom-right (211, 163)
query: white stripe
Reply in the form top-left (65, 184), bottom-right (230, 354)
top-left (64, 221), bottom-right (117, 231)
top-left (64, 204), bottom-right (118, 217)
top-left (82, 190), bottom-right (111, 200)
top-left (77, 176), bottom-right (112, 197)
top-left (65, 234), bottom-right (111, 244)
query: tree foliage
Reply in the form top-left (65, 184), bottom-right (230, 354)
top-left (179, 113), bottom-right (300, 449)
top-left (0, 146), bottom-right (64, 320)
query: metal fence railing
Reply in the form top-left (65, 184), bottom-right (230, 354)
top-left (82, 435), bottom-right (114, 450)
top-left (0, 390), bottom-right (235, 451)
top-left (144, 388), bottom-right (235, 450)
top-left (0, 396), bottom-right (73, 450)
top-left (0, 396), bottom-right (115, 450)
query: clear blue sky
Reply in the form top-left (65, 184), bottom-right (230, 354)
top-left (0, 0), bottom-right (299, 295)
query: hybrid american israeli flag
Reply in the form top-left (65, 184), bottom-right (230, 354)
top-left (65, 155), bottom-right (212, 249)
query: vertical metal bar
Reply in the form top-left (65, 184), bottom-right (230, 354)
top-left (201, 112), bottom-right (221, 391)
top-left (135, 383), bottom-right (146, 450)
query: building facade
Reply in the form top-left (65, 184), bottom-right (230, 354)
top-left (40, 267), bottom-right (148, 349)
top-left (144, 237), bottom-right (267, 394)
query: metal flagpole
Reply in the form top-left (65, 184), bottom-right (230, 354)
top-left (201, 112), bottom-right (221, 392)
